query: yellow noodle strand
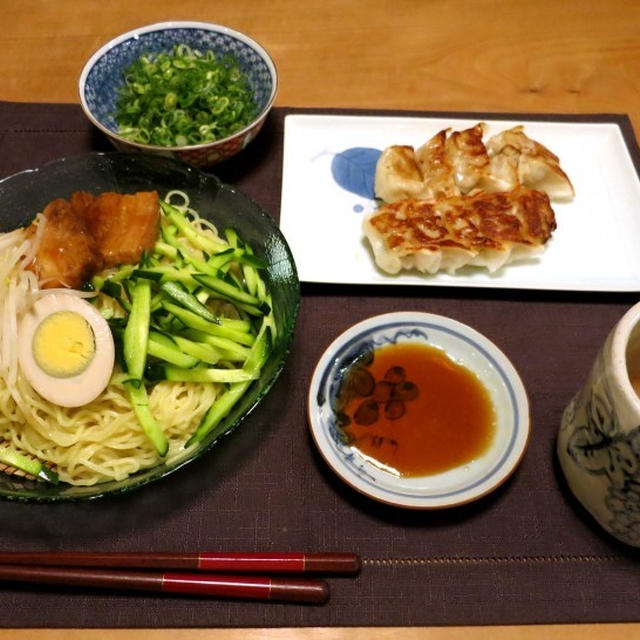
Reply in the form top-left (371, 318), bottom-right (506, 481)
top-left (0, 192), bottom-right (235, 486)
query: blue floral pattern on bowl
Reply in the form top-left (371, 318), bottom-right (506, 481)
top-left (79, 22), bottom-right (277, 166)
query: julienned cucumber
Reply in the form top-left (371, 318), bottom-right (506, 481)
top-left (123, 278), bottom-right (151, 380)
top-left (186, 315), bottom-right (271, 447)
top-left (160, 281), bottom-right (219, 323)
top-left (185, 380), bottom-right (252, 448)
top-left (125, 380), bottom-right (169, 457)
top-left (0, 446), bottom-right (59, 484)
top-left (159, 201), bottom-right (227, 254)
top-left (148, 364), bottom-right (257, 384)
top-left (147, 331), bottom-right (200, 369)
top-left (193, 273), bottom-right (270, 315)
top-left (96, 195), bottom-right (274, 456)
top-left (160, 301), bottom-right (255, 346)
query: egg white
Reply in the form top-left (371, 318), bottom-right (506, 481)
top-left (17, 292), bottom-right (115, 408)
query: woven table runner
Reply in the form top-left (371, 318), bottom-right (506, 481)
top-left (0, 101), bottom-right (638, 627)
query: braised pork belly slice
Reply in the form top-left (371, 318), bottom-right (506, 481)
top-left (76, 191), bottom-right (160, 268)
top-left (27, 198), bottom-right (103, 289)
top-left (28, 190), bottom-right (160, 289)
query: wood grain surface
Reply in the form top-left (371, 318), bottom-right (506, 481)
top-left (2, 0), bottom-right (640, 638)
top-left (4, 625), bottom-right (640, 640)
top-left (4, 0), bottom-right (640, 134)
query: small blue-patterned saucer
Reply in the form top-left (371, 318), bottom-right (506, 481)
top-left (307, 312), bottom-right (530, 509)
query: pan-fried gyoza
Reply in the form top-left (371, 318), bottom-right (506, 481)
top-left (365, 122), bottom-right (573, 275)
top-left (374, 122), bottom-right (574, 204)
top-left (363, 185), bottom-right (557, 275)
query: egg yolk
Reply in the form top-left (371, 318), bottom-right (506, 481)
top-left (32, 311), bottom-right (96, 378)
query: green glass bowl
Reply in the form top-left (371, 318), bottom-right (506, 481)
top-left (0, 152), bottom-right (299, 501)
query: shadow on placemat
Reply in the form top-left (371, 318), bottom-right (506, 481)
top-left (551, 449), bottom-right (640, 562)
top-left (306, 429), bottom-right (510, 529)
top-left (0, 401), bottom-right (275, 542)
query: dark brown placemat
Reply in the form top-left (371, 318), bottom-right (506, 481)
top-left (0, 101), bottom-right (639, 627)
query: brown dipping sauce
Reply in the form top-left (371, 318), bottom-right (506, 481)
top-left (336, 342), bottom-right (496, 477)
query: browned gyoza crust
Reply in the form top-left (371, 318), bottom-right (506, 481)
top-left (363, 186), bottom-right (556, 274)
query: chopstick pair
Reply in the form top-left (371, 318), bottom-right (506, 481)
top-left (0, 551), bottom-right (361, 604)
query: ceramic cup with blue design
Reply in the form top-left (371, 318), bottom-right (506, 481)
top-left (558, 301), bottom-right (640, 547)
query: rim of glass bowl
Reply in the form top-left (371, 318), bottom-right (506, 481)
top-left (0, 151), bottom-right (300, 502)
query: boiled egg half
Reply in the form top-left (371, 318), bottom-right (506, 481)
top-left (18, 292), bottom-right (115, 407)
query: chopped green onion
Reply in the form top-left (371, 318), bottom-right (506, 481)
top-left (114, 44), bottom-right (258, 147)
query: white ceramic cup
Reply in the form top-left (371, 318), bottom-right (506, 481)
top-left (558, 301), bottom-right (640, 547)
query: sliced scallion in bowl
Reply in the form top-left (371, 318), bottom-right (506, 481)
top-left (114, 44), bottom-right (258, 147)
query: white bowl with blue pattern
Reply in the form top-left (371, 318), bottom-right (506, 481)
top-left (79, 21), bottom-right (277, 166)
top-left (307, 312), bottom-right (530, 509)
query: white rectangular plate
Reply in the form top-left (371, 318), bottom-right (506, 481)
top-left (279, 113), bottom-right (640, 291)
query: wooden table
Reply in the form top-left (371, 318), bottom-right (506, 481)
top-left (2, 1), bottom-right (640, 638)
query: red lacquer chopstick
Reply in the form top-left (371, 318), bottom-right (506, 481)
top-left (0, 564), bottom-right (329, 604)
top-left (0, 551), bottom-right (361, 575)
